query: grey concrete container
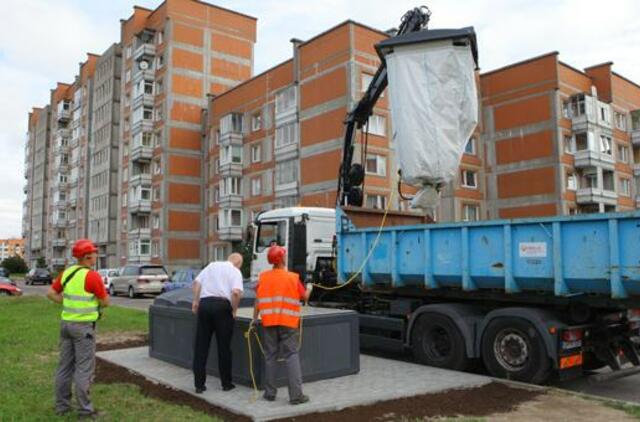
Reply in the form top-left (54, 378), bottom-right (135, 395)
top-left (149, 289), bottom-right (360, 388)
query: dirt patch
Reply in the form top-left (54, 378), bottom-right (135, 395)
top-left (95, 358), bottom-right (250, 421)
top-left (274, 383), bottom-right (540, 422)
top-left (96, 332), bottom-right (148, 351)
top-left (487, 390), bottom-right (636, 422)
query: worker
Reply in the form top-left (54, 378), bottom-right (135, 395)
top-left (46, 239), bottom-right (109, 419)
top-left (192, 253), bottom-right (244, 393)
top-left (253, 245), bottom-right (312, 405)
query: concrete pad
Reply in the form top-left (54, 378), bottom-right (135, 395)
top-left (98, 347), bottom-right (491, 421)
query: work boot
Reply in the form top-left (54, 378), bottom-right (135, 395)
top-left (263, 394), bottom-right (276, 402)
top-left (78, 409), bottom-right (105, 420)
top-left (289, 395), bottom-right (310, 405)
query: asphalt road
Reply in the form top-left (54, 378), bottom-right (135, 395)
top-left (14, 279), bottom-right (640, 404)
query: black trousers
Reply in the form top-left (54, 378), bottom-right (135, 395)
top-left (192, 296), bottom-right (234, 389)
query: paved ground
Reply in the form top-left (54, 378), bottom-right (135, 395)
top-left (98, 346), bottom-right (491, 422)
top-left (16, 279), bottom-right (154, 312)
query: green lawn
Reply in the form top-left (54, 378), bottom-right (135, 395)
top-left (0, 296), bottom-right (217, 421)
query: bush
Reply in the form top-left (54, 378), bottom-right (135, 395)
top-left (36, 256), bottom-right (46, 268)
top-left (1, 256), bottom-right (28, 274)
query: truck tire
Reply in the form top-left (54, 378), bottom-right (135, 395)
top-left (411, 313), bottom-right (470, 371)
top-left (481, 318), bottom-right (551, 384)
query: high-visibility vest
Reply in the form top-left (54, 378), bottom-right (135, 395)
top-left (256, 269), bottom-right (302, 329)
top-left (60, 265), bottom-right (99, 323)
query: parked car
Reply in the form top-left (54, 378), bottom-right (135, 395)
top-left (0, 280), bottom-right (22, 296)
top-left (0, 267), bottom-right (10, 278)
top-left (0, 275), bottom-right (16, 286)
top-left (25, 268), bottom-right (52, 285)
top-left (163, 268), bottom-right (198, 293)
top-left (110, 264), bottom-right (169, 298)
top-left (98, 268), bottom-right (119, 294)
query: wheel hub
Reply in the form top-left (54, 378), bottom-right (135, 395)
top-left (494, 330), bottom-right (529, 371)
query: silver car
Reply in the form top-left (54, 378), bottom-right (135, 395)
top-left (110, 264), bottom-right (169, 298)
top-left (98, 268), bottom-right (119, 294)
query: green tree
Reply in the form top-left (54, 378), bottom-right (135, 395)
top-left (1, 256), bottom-right (28, 274)
top-left (36, 256), bottom-right (46, 269)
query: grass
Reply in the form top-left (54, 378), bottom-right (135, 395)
top-left (605, 401), bottom-right (640, 419)
top-left (0, 296), bottom-right (218, 421)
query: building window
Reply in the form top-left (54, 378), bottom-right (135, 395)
top-left (125, 45), bottom-right (132, 59)
top-left (614, 112), bottom-right (627, 130)
top-left (365, 154), bottom-right (386, 176)
top-left (125, 69), bottom-right (131, 84)
top-left (275, 160), bottom-right (297, 186)
top-left (220, 113), bottom-right (243, 135)
top-left (464, 137), bottom-right (476, 155)
top-left (153, 158), bottom-right (161, 175)
top-left (462, 204), bottom-right (479, 222)
top-left (566, 173), bottom-right (577, 191)
top-left (156, 54), bottom-right (164, 69)
top-left (153, 186), bottom-right (160, 201)
top-left (214, 186), bottom-right (220, 203)
top-left (251, 113), bottom-right (262, 131)
top-left (561, 100), bottom-right (571, 119)
top-left (620, 178), bottom-right (631, 196)
top-left (563, 135), bottom-right (575, 154)
top-left (156, 30), bottom-right (164, 45)
top-left (251, 144), bottom-right (262, 163)
top-left (570, 94), bottom-right (585, 117)
top-left (275, 86), bottom-right (296, 115)
top-left (366, 194), bottom-right (387, 210)
top-left (275, 122), bottom-right (297, 148)
top-left (251, 177), bottom-right (262, 196)
top-left (617, 144), bottom-right (629, 163)
top-left (599, 105), bottom-right (611, 124)
top-left (221, 177), bottom-right (241, 196)
top-left (219, 209), bottom-right (242, 228)
top-left (152, 240), bottom-right (160, 257)
top-left (366, 115), bottom-right (386, 137)
top-left (461, 169), bottom-right (478, 188)
top-left (153, 214), bottom-right (160, 229)
top-left (220, 145), bottom-right (242, 165)
top-left (600, 135), bottom-right (612, 155)
top-left (361, 73), bottom-right (383, 97)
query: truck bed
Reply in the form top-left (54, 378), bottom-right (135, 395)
top-left (336, 208), bottom-right (640, 300)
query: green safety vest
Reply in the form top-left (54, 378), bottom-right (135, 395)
top-left (60, 265), bottom-right (99, 322)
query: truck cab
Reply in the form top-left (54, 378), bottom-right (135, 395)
top-left (250, 207), bottom-right (335, 283)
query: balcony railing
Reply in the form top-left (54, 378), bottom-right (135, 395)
top-left (219, 132), bottom-right (243, 146)
top-left (52, 218), bottom-right (67, 228)
top-left (52, 239), bottom-right (66, 248)
top-left (218, 193), bottom-right (242, 209)
top-left (632, 127), bottom-right (640, 147)
top-left (130, 173), bottom-right (152, 186)
top-left (573, 150), bottom-right (615, 170)
top-left (57, 109), bottom-right (71, 122)
top-left (218, 226), bottom-right (243, 241)
top-left (131, 119), bottom-right (154, 136)
top-left (132, 92), bottom-right (154, 109)
top-left (129, 227), bottom-right (151, 237)
top-left (133, 43), bottom-right (156, 61)
top-left (576, 187), bottom-right (617, 205)
top-left (131, 144), bottom-right (153, 162)
top-left (129, 199), bottom-right (151, 214)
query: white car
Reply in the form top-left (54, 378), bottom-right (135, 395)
top-left (98, 268), bottom-right (119, 294)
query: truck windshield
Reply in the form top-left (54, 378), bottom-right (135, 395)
top-left (256, 221), bottom-right (286, 252)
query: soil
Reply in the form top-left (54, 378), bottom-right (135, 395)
top-left (96, 331), bottom-right (148, 351)
top-left (273, 382), bottom-right (540, 422)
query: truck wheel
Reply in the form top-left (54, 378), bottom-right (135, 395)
top-left (411, 313), bottom-right (470, 371)
top-left (481, 318), bottom-right (551, 384)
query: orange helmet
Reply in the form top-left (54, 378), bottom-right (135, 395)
top-left (72, 239), bottom-right (98, 259)
top-left (267, 245), bottom-right (286, 265)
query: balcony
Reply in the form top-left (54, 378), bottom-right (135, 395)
top-left (129, 227), bottom-right (151, 237)
top-left (129, 199), bottom-right (151, 214)
top-left (55, 127), bottom-right (71, 139)
top-left (218, 226), bottom-right (243, 241)
top-left (54, 198), bottom-right (67, 208)
top-left (52, 143), bottom-right (68, 156)
top-left (219, 161), bottom-right (242, 177)
top-left (51, 257), bottom-right (66, 266)
top-left (275, 181), bottom-right (299, 198)
top-left (134, 43), bottom-right (156, 61)
top-left (218, 193), bottom-right (242, 209)
top-left (131, 144), bottom-right (153, 162)
top-left (131, 119), bottom-right (154, 136)
top-left (576, 187), bottom-right (617, 206)
top-left (219, 132), bottom-right (243, 146)
top-left (634, 163), bottom-right (640, 177)
top-left (52, 239), bottom-right (66, 248)
top-left (53, 180), bottom-right (67, 190)
top-left (68, 197), bottom-right (77, 207)
top-left (133, 67), bottom-right (155, 84)
top-left (132, 92), bottom-right (154, 109)
top-left (57, 109), bottom-right (71, 122)
top-left (573, 150), bottom-right (615, 170)
top-left (52, 162), bottom-right (69, 174)
top-left (68, 176), bottom-right (78, 188)
top-left (632, 128), bottom-right (640, 147)
top-left (52, 218), bottom-right (67, 228)
top-left (130, 173), bottom-right (152, 186)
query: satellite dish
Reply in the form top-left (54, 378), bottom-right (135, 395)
top-left (139, 61), bottom-right (149, 70)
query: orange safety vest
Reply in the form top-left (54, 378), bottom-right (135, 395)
top-left (256, 269), bottom-right (302, 329)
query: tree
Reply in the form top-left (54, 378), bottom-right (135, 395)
top-left (36, 256), bottom-right (47, 269)
top-left (1, 256), bottom-right (28, 274)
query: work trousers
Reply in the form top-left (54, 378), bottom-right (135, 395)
top-left (262, 326), bottom-right (304, 400)
top-left (192, 296), bottom-right (235, 389)
top-left (54, 321), bottom-right (96, 416)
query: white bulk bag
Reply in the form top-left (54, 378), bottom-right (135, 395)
top-left (385, 38), bottom-right (478, 210)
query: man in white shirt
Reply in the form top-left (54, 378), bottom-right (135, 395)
top-left (192, 253), bottom-right (244, 393)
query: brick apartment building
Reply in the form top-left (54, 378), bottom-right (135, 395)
top-left (481, 52), bottom-right (640, 219)
top-left (22, 0), bottom-right (640, 271)
top-left (0, 239), bottom-right (25, 261)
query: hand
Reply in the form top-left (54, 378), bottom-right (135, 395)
top-left (306, 283), bottom-right (313, 293)
top-left (191, 301), bottom-right (199, 315)
top-left (232, 310), bottom-right (237, 319)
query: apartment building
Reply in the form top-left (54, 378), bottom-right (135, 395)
top-left (22, 108), bottom-right (42, 265)
top-left (0, 238), bottom-right (25, 261)
top-left (89, 44), bottom-right (122, 269)
top-left (117, 0), bottom-right (256, 268)
top-left (201, 21), bottom-right (483, 258)
top-left (481, 52), bottom-right (640, 218)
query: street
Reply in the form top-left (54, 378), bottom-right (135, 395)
top-left (15, 279), bottom-right (640, 404)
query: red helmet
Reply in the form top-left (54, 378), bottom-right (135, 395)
top-left (267, 245), bottom-right (286, 265)
top-left (72, 239), bottom-right (98, 259)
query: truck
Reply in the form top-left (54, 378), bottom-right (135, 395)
top-left (250, 7), bottom-right (640, 384)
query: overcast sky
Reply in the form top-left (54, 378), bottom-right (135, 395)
top-left (0, 0), bottom-right (639, 239)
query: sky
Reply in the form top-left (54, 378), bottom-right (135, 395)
top-left (0, 0), bottom-right (639, 239)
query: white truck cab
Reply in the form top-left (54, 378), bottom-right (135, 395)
top-left (250, 207), bottom-right (336, 282)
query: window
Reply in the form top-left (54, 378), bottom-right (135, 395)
top-left (153, 158), bottom-right (161, 175)
top-left (156, 54), bottom-right (164, 69)
top-left (220, 113), bottom-right (243, 135)
top-left (125, 45), bottom-right (132, 59)
top-left (599, 105), bottom-right (610, 124)
top-left (617, 144), bottom-right (629, 163)
top-left (600, 135), bottom-right (612, 155)
top-left (275, 122), bottom-right (297, 148)
top-left (125, 69), bottom-right (131, 84)
top-left (366, 194), bottom-right (386, 210)
top-left (221, 177), bottom-right (241, 196)
top-left (251, 113), bottom-right (262, 131)
top-left (251, 144), bottom-right (262, 163)
top-left (360, 73), bottom-right (383, 97)
top-left (59, 174), bottom-right (68, 183)
top-left (219, 209), bottom-right (242, 228)
top-left (251, 177), bottom-right (261, 196)
top-left (156, 78), bottom-right (163, 94)
top-left (461, 169), bottom-right (477, 188)
top-left (220, 145), bottom-right (242, 165)
top-left (153, 214), bottom-right (160, 229)
top-left (563, 135), bottom-right (575, 154)
top-left (214, 186), bottom-right (220, 203)
top-left (464, 137), bottom-right (476, 155)
top-left (570, 94), bottom-right (585, 117)
top-left (275, 86), bottom-right (296, 115)
top-left (620, 178), bottom-right (631, 196)
top-left (615, 112), bottom-right (627, 130)
top-left (152, 241), bottom-right (160, 257)
top-left (575, 132), bottom-right (588, 151)
top-left (366, 115), bottom-right (386, 137)
top-left (365, 154), bottom-right (386, 176)
top-left (156, 31), bottom-right (164, 45)
top-left (566, 173), bottom-right (577, 190)
top-left (462, 204), bottom-right (479, 222)
top-left (275, 160), bottom-right (297, 186)
top-left (153, 187), bottom-right (160, 201)
top-left (561, 100), bottom-right (571, 119)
